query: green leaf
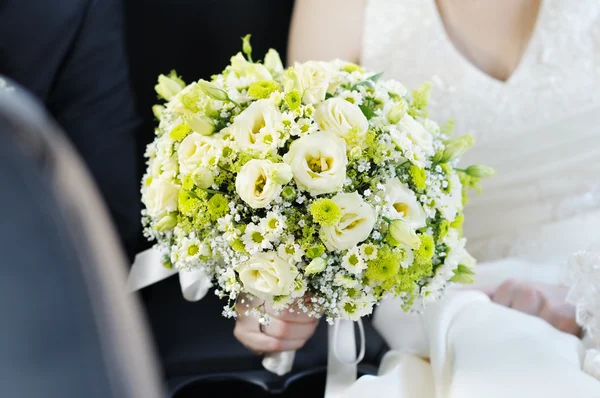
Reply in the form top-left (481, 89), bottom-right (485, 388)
top-left (350, 80), bottom-right (374, 91)
top-left (359, 104), bottom-right (375, 120)
top-left (368, 72), bottom-right (384, 82)
top-left (456, 264), bottom-right (475, 275)
top-left (325, 92), bottom-right (334, 99)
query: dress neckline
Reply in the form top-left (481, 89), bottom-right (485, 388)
top-left (427, 0), bottom-right (548, 86)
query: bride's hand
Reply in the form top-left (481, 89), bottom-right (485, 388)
top-left (482, 280), bottom-right (581, 336)
top-left (234, 299), bottom-right (319, 355)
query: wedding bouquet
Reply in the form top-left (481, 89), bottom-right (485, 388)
top-left (141, 36), bottom-right (491, 372)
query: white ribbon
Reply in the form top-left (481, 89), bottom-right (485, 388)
top-left (324, 319), bottom-right (365, 398)
top-left (127, 248), bottom-right (211, 302)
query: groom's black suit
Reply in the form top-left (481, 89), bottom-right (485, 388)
top-left (0, 0), bottom-right (140, 261)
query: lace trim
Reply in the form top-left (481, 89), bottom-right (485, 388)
top-left (565, 251), bottom-right (600, 380)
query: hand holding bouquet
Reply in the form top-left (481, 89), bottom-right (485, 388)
top-left (141, 36), bottom-right (492, 374)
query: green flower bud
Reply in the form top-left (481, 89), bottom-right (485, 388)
top-left (464, 164), bottom-right (496, 178)
top-left (439, 135), bottom-right (474, 163)
top-left (387, 100), bottom-right (407, 124)
top-left (156, 214), bottom-right (177, 232)
top-left (270, 164), bottom-right (294, 185)
top-left (349, 146), bottom-right (363, 160)
top-left (192, 167), bottom-right (214, 189)
top-left (185, 113), bottom-right (215, 136)
top-left (305, 258), bottom-right (327, 275)
top-left (388, 219), bottom-right (420, 249)
top-left (198, 79), bottom-right (229, 101)
top-left (152, 105), bottom-right (165, 120)
top-left (281, 185), bottom-right (297, 201)
top-left (155, 71), bottom-right (185, 101)
top-left (264, 48), bottom-right (284, 74)
top-left (241, 34), bottom-right (253, 61)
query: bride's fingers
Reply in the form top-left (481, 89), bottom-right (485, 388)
top-left (512, 286), bottom-right (544, 315)
top-left (238, 331), bottom-right (307, 354)
top-left (490, 279), bottom-right (519, 307)
top-left (261, 317), bottom-right (318, 340)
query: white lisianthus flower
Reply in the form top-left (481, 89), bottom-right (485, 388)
top-left (178, 132), bottom-right (222, 174)
top-left (230, 52), bottom-right (272, 81)
top-left (283, 131), bottom-right (348, 196)
top-left (320, 192), bottom-right (377, 251)
top-left (389, 115), bottom-right (434, 156)
top-left (237, 252), bottom-right (299, 300)
top-left (314, 98), bottom-right (369, 145)
top-left (142, 177), bottom-right (179, 218)
top-left (227, 99), bottom-right (283, 152)
top-left (236, 159), bottom-right (289, 209)
top-left (384, 178), bottom-right (427, 229)
top-left (287, 61), bottom-right (330, 104)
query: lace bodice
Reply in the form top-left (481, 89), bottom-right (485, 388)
top-left (362, 0), bottom-right (600, 264)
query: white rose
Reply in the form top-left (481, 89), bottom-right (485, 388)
top-left (230, 53), bottom-right (272, 81)
top-left (143, 177), bottom-right (179, 218)
top-left (227, 99), bottom-right (282, 152)
top-left (283, 131), bottom-right (348, 196)
top-left (389, 115), bottom-right (434, 155)
top-left (288, 61), bottom-right (330, 104)
top-left (178, 132), bottom-right (222, 174)
top-left (314, 98), bottom-right (369, 145)
top-left (237, 252), bottom-right (299, 300)
top-left (384, 178), bottom-right (427, 229)
top-left (320, 192), bottom-right (376, 251)
top-left (236, 159), bottom-right (290, 209)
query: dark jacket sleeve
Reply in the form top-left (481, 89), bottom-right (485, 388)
top-left (46, 0), bottom-right (141, 261)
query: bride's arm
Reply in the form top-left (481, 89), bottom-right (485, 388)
top-left (287, 0), bottom-right (366, 64)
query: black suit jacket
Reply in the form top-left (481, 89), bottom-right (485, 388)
top-left (0, 0), bottom-right (140, 260)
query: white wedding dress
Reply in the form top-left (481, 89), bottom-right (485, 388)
top-left (342, 0), bottom-right (600, 396)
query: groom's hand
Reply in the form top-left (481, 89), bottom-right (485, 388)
top-left (483, 280), bottom-right (581, 336)
top-left (234, 299), bottom-right (319, 355)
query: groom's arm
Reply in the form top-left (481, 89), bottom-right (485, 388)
top-left (46, 0), bottom-right (141, 261)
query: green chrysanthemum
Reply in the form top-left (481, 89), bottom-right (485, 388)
top-left (414, 234), bottom-right (435, 265)
top-left (285, 89), bottom-right (302, 110)
top-left (182, 175), bottom-right (195, 191)
top-left (343, 63), bottom-right (364, 73)
top-left (409, 164), bottom-right (427, 191)
top-left (178, 190), bottom-right (201, 216)
top-left (169, 124), bottom-right (192, 142)
top-left (207, 194), bottom-right (229, 221)
top-left (451, 214), bottom-right (464, 237)
top-left (310, 198), bottom-right (342, 226)
top-left (365, 246), bottom-right (402, 283)
top-left (435, 219), bottom-right (451, 239)
top-left (248, 80), bottom-right (280, 99)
